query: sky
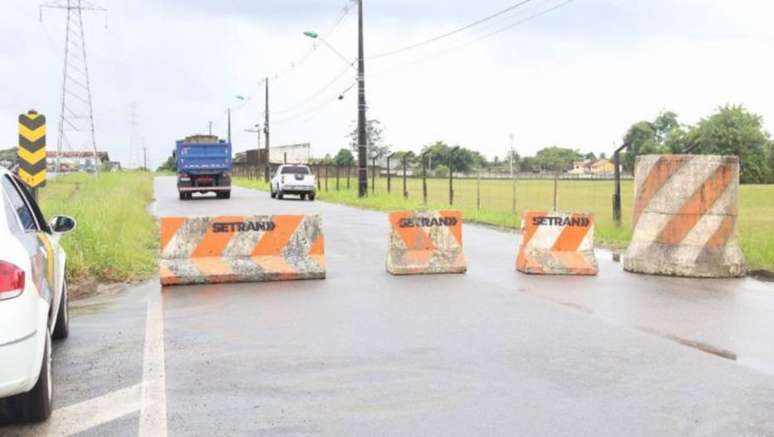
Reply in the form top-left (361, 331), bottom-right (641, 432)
top-left (1, 0), bottom-right (773, 169)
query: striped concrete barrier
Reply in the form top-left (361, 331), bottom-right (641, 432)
top-left (624, 155), bottom-right (746, 278)
top-left (159, 214), bottom-right (325, 286)
top-left (516, 211), bottom-right (598, 275)
top-left (386, 210), bottom-right (467, 275)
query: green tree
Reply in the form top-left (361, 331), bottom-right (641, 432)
top-left (348, 119), bottom-right (390, 158)
top-left (688, 105), bottom-right (771, 184)
top-left (420, 141), bottom-right (479, 173)
top-left (622, 111), bottom-right (684, 171)
top-left (434, 164), bottom-right (449, 177)
top-left (534, 146), bottom-right (582, 172)
top-left (333, 148), bottom-right (355, 167)
top-left (157, 153), bottom-right (176, 172)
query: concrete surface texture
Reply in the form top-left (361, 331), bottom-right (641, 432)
top-left (386, 210), bottom-right (466, 275)
top-left (517, 211), bottom-right (598, 275)
top-left (3, 176), bottom-right (774, 436)
top-left (625, 155), bottom-right (746, 278)
top-left (159, 214), bottom-right (325, 286)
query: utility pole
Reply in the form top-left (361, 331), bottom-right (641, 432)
top-left (264, 77), bottom-right (271, 182)
top-left (510, 133), bottom-right (516, 214)
top-left (227, 108), bottom-right (232, 144)
top-left (208, 121), bottom-right (213, 136)
top-left (129, 102), bottom-right (138, 169)
top-left (245, 123), bottom-right (261, 179)
top-left (41, 0), bottom-right (106, 175)
top-left (356, 0), bottom-right (368, 197)
top-left (142, 138), bottom-right (147, 171)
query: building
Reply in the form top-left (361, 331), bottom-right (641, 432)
top-left (568, 158), bottom-right (616, 176)
top-left (269, 143), bottom-right (310, 164)
top-left (47, 151), bottom-right (111, 173)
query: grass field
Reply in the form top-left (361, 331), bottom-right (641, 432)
top-left (235, 175), bottom-right (774, 271)
top-left (39, 172), bottom-right (157, 282)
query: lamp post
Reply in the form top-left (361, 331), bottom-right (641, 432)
top-left (304, 0), bottom-right (367, 197)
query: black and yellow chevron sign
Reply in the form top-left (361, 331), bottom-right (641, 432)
top-left (18, 110), bottom-right (47, 189)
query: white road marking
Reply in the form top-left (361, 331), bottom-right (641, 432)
top-left (139, 289), bottom-right (167, 437)
top-left (12, 384), bottom-right (141, 436)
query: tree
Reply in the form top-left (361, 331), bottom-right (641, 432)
top-left (534, 146), bottom-right (582, 172)
top-left (584, 152), bottom-right (597, 161)
top-left (157, 153), bottom-right (176, 172)
top-left (333, 148), bottom-right (355, 167)
top-left (687, 105), bottom-right (772, 184)
top-left (348, 119), bottom-right (390, 158)
top-left (434, 164), bottom-right (449, 177)
top-left (420, 141), bottom-right (479, 173)
top-left (767, 142), bottom-right (774, 183)
top-left (622, 111), bottom-right (685, 171)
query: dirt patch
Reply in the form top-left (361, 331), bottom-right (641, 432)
top-left (69, 279), bottom-right (130, 301)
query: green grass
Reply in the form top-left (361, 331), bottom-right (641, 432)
top-left (38, 171), bottom-right (157, 282)
top-left (235, 175), bottom-right (774, 271)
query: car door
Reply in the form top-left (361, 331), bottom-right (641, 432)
top-left (1, 176), bottom-right (60, 321)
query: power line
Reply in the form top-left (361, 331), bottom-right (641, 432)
top-left (369, 0), bottom-right (574, 79)
top-left (367, 0), bottom-right (535, 60)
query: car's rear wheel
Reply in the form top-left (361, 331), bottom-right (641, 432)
top-left (52, 279), bottom-right (69, 340)
top-left (278, 191), bottom-right (284, 200)
top-left (179, 192), bottom-right (185, 201)
top-left (309, 193), bottom-right (316, 201)
top-left (6, 330), bottom-right (53, 423)
top-left (300, 194), bottom-right (307, 200)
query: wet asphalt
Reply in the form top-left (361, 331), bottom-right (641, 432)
top-left (3, 176), bottom-right (774, 436)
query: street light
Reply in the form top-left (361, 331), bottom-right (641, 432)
top-left (303, 31), bottom-right (356, 70)
top-left (304, 0), bottom-right (367, 197)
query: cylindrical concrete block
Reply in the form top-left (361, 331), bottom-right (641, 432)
top-left (624, 155), bottom-right (746, 278)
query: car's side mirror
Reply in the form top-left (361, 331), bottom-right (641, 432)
top-left (50, 216), bottom-right (77, 234)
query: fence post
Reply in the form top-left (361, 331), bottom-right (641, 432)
top-left (402, 157), bottom-right (408, 200)
top-left (449, 146), bottom-right (459, 206)
top-left (347, 166), bottom-right (351, 190)
top-left (553, 171), bottom-right (559, 212)
top-left (317, 165), bottom-right (321, 190)
top-left (422, 152), bottom-right (429, 206)
top-left (612, 143), bottom-right (627, 227)
top-left (336, 165), bottom-right (340, 191)
top-left (325, 165), bottom-right (329, 192)
top-left (387, 153), bottom-right (395, 194)
top-left (477, 171), bottom-right (481, 211)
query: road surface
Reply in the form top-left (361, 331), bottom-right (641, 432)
top-left (3, 176), bottom-right (774, 436)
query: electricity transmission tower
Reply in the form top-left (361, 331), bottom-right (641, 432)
top-left (40, 0), bottom-right (106, 174)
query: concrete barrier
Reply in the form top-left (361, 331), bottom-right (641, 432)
top-left (386, 210), bottom-right (467, 275)
top-left (624, 155), bottom-right (746, 278)
top-left (159, 214), bottom-right (325, 286)
top-left (516, 211), bottom-right (598, 275)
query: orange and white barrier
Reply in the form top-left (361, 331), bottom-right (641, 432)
top-left (516, 211), bottom-right (598, 275)
top-left (624, 155), bottom-right (746, 277)
top-left (159, 215), bottom-right (325, 286)
top-left (386, 210), bottom-right (467, 275)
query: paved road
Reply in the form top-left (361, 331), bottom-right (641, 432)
top-left (4, 176), bottom-right (774, 436)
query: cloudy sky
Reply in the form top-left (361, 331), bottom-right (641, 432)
top-left (1, 0), bottom-right (773, 168)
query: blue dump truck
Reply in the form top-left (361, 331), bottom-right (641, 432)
top-left (175, 135), bottom-right (232, 200)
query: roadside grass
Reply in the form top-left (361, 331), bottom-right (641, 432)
top-left (39, 171), bottom-right (157, 283)
top-left (234, 176), bottom-right (774, 271)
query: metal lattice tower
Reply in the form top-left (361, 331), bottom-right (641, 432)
top-left (40, 0), bottom-right (106, 174)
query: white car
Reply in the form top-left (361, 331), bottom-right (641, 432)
top-left (270, 165), bottom-right (316, 201)
top-left (0, 168), bottom-right (75, 423)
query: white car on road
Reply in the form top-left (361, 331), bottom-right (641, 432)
top-left (0, 168), bottom-right (75, 423)
top-left (270, 165), bottom-right (316, 201)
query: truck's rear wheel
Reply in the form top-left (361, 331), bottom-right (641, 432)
top-left (222, 191), bottom-right (231, 199)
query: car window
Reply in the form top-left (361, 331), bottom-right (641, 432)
top-left (1, 176), bottom-right (38, 232)
top-left (281, 166), bottom-right (310, 175)
top-left (13, 177), bottom-right (51, 233)
top-left (3, 196), bottom-right (22, 234)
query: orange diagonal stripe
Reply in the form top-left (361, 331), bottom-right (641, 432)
top-left (552, 214), bottom-right (592, 252)
top-left (657, 164), bottom-right (735, 246)
top-left (439, 210), bottom-right (463, 246)
top-left (192, 216), bottom-right (245, 258)
top-left (308, 234), bottom-right (325, 256)
top-left (633, 156), bottom-right (691, 227)
top-left (389, 211), bottom-right (434, 251)
top-left (704, 216), bottom-right (735, 251)
top-left (520, 211), bottom-right (547, 247)
top-left (252, 215), bottom-right (303, 256)
top-left (160, 217), bottom-right (186, 252)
